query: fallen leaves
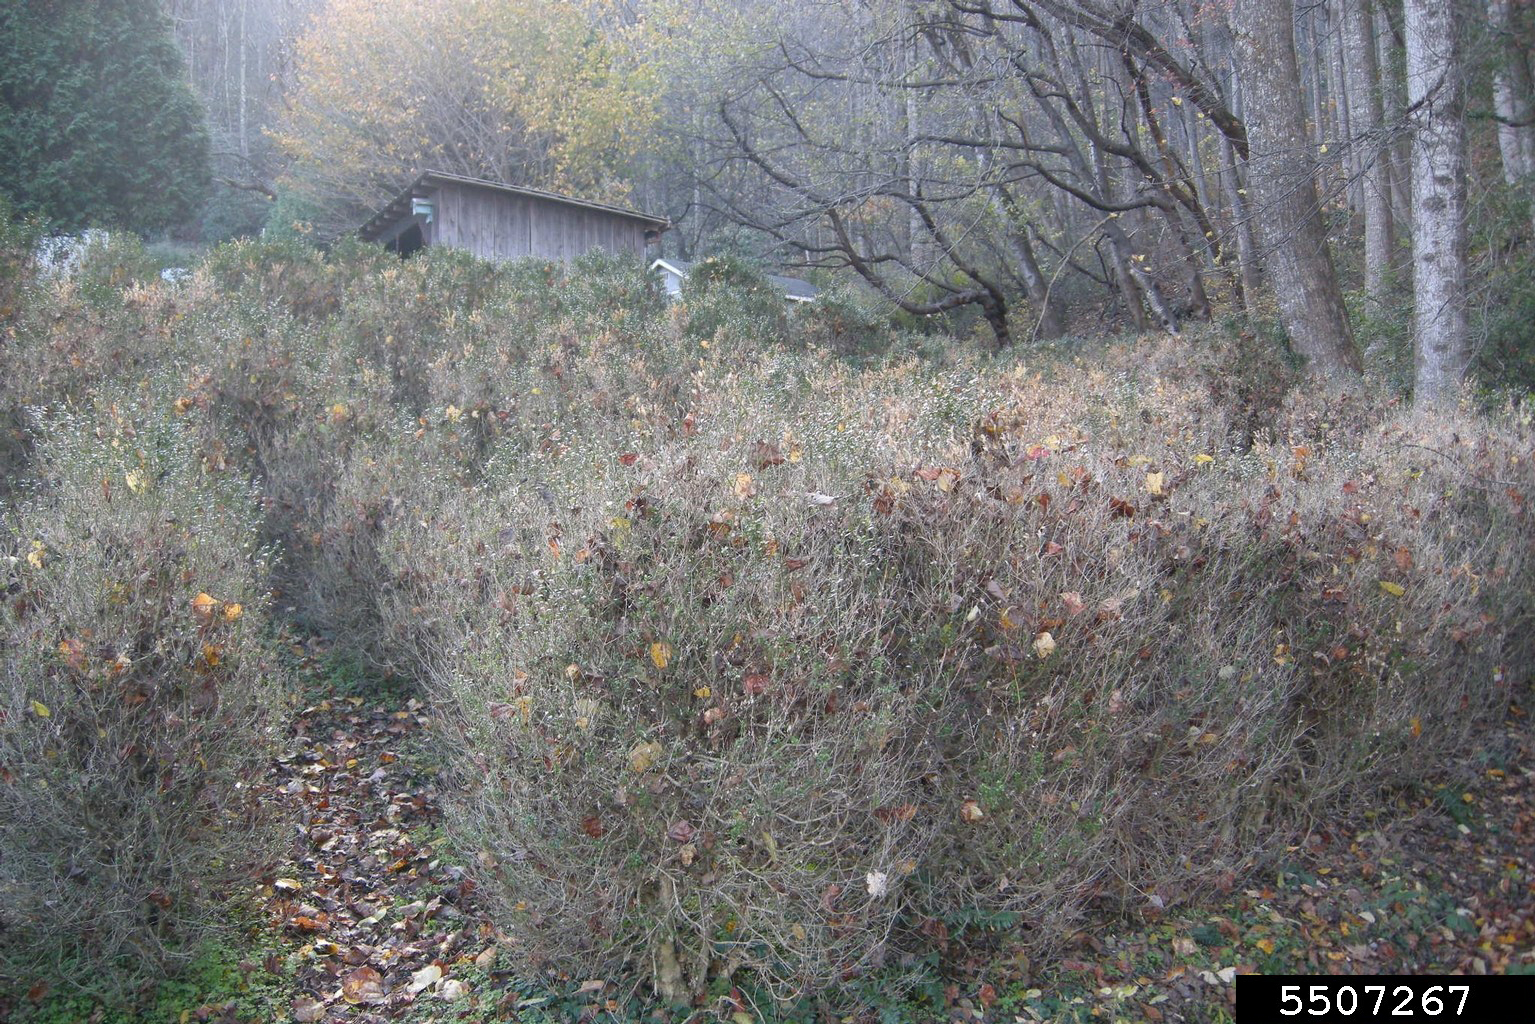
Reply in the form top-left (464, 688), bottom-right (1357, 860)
top-left (628, 740), bottom-right (663, 772)
top-left (406, 963), bottom-right (442, 995)
top-left (913, 466), bottom-right (961, 491)
top-left (290, 996), bottom-right (324, 1022)
top-left (340, 965), bottom-right (385, 1004)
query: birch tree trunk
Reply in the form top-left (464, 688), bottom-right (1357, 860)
top-left (1342, 0), bottom-right (1394, 304)
top-left (1405, 0), bottom-right (1471, 404)
top-left (1230, 0), bottom-right (1363, 379)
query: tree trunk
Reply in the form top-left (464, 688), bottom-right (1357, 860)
top-left (1487, 0), bottom-right (1535, 234)
top-left (1224, 75), bottom-right (1264, 311)
top-left (1375, 3), bottom-right (1413, 228)
top-left (1325, 0), bottom-right (1362, 210)
top-left (1405, 0), bottom-right (1471, 404)
top-left (1230, 0), bottom-right (1363, 380)
top-left (991, 185), bottom-right (1066, 340)
top-left (1342, 0), bottom-right (1395, 304)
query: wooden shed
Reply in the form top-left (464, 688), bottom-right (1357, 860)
top-left (359, 170), bottom-right (667, 263)
top-left (651, 258), bottom-right (819, 303)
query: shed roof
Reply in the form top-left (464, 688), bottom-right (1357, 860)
top-left (652, 258), bottom-right (819, 301)
top-left (359, 170), bottom-right (669, 242)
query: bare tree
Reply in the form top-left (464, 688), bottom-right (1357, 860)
top-left (1405, 0), bottom-right (1471, 403)
top-left (1342, 0), bottom-right (1397, 304)
top-left (1229, 0), bottom-right (1362, 379)
top-left (1487, 0), bottom-right (1535, 235)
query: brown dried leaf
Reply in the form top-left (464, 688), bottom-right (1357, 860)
top-left (291, 997), bottom-right (324, 1023)
top-left (341, 965), bottom-right (385, 1005)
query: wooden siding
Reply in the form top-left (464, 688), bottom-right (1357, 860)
top-left (433, 181), bottom-right (648, 263)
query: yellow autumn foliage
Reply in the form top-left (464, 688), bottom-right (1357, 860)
top-left (274, 0), bottom-right (659, 229)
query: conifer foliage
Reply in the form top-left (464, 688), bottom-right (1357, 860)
top-left (0, 0), bottom-right (209, 233)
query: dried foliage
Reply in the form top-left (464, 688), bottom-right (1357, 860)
top-left (1, 238), bottom-right (1530, 1008)
top-left (0, 394), bottom-right (282, 993)
top-left (376, 331), bottom-right (1532, 1001)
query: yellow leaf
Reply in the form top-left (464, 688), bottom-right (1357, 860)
top-left (30, 700), bottom-right (51, 718)
top-left (1410, 716), bottom-right (1422, 738)
top-left (192, 592), bottom-right (219, 621)
top-left (733, 473), bottom-right (756, 499)
top-left (628, 740), bottom-right (663, 772)
top-left (1194, 454), bottom-right (1215, 465)
top-left (649, 641), bottom-right (673, 670)
top-left (1033, 631), bottom-right (1057, 659)
top-left (693, 686), bottom-right (711, 699)
top-left (1256, 937), bottom-right (1275, 954)
top-left (444, 404), bottom-right (462, 422)
top-left (1379, 580), bottom-right (1406, 597)
top-left (124, 469), bottom-right (147, 494)
top-left (222, 602), bottom-right (243, 621)
top-left (1145, 471), bottom-right (1165, 496)
top-left (26, 541), bottom-right (45, 568)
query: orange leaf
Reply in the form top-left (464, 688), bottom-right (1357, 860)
top-left (191, 592), bottom-right (219, 622)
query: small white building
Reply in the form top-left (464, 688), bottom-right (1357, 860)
top-left (650, 258), bottom-right (818, 303)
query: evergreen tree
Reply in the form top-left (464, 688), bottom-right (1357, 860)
top-left (0, 0), bottom-right (209, 234)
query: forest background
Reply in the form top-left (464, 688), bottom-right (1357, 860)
top-left (2, 0), bottom-right (1534, 396)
